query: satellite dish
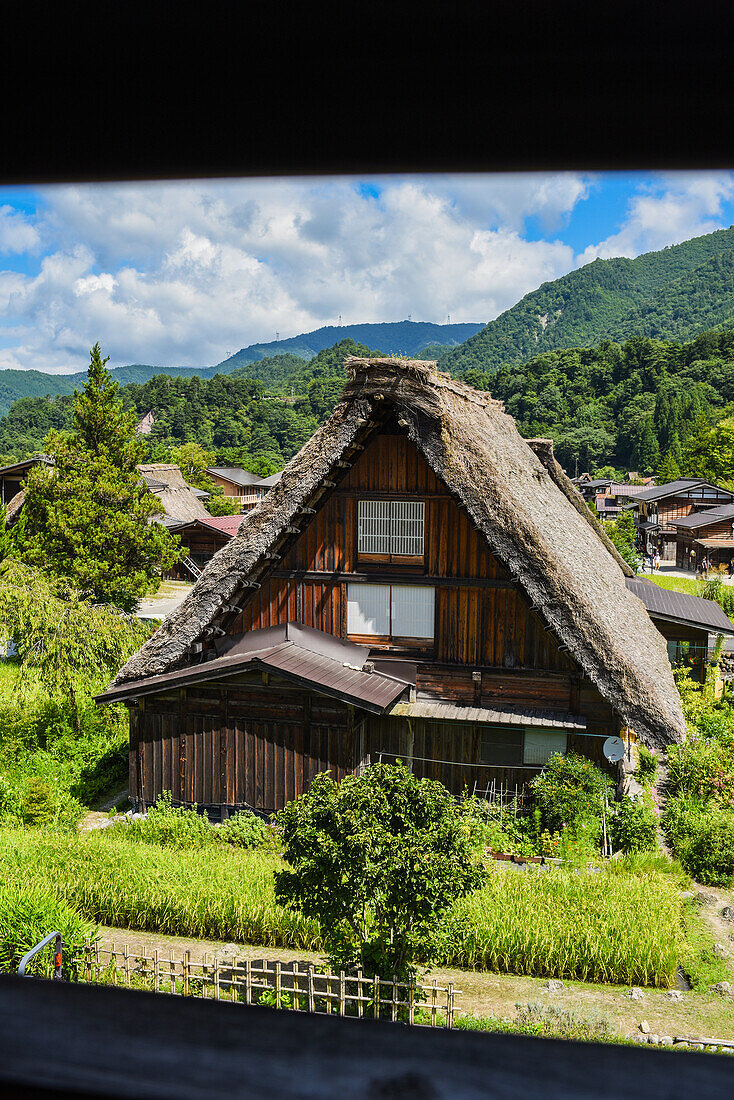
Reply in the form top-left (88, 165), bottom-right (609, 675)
top-left (603, 736), bottom-right (625, 763)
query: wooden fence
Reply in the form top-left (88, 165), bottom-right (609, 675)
top-left (74, 943), bottom-right (459, 1027)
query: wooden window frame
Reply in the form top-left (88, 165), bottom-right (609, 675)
top-left (356, 498), bottom-right (426, 566)
top-left (346, 581), bottom-right (435, 649)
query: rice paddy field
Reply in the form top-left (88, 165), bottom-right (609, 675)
top-left (0, 829), bottom-right (683, 987)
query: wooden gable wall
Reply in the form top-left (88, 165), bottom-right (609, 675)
top-left (225, 432), bottom-right (598, 706)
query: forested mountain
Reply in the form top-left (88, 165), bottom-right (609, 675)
top-left (441, 227), bottom-right (734, 376)
top-left (0, 340), bottom-right (378, 473)
top-left (464, 329), bottom-right (734, 475)
top-left (0, 321), bottom-right (482, 415)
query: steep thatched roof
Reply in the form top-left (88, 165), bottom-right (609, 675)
top-left (137, 464), bottom-right (210, 522)
top-left (114, 357), bottom-right (685, 748)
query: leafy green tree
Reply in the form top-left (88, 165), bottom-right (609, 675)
top-left (0, 558), bottom-right (152, 728)
top-left (15, 344), bottom-right (181, 609)
top-left (602, 510), bottom-right (641, 572)
top-left (681, 416), bottom-right (734, 485)
top-left (206, 491), bottom-right (240, 516)
top-left (170, 441), bottom-right (216, 490)
top-left (275, 763), bottom-right (484, 984)
top-left (657, 449), bottom-right (681, 483)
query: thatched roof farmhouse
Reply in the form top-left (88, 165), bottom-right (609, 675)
top-left (103, 358), bottom-right (685, 815)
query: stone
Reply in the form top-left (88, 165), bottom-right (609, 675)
top-left (545, 980), bottom-right (564, 993)
top-left (659, 1036), bottom-right (673, 1046)
top-left (679, 891), bottom-right (696, 900)
top-left (664, 990), bottom-right (682, 1000)
top-left (712, 943), bottom-right (728, 959)
top-left (648, 1035), bottom-right (660, 1045)
top-left (627, 987), bottom-right (645, 1000)
top-left (722, 906), bottom-right (734, 922)
top-left (639, 1020), bottom-right (650, 1034)
top-left (711, 981), bottom-right (732, 995)
top-left (695, 891), bottom-right (718, 907)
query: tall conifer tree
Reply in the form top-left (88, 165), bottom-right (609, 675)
top-left (15, 344), bottom-right (181, 609)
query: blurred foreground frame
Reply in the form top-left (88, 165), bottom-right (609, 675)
top-left (3, 1), bottom-right (734, 182)
top-left (2, 975), bottom-right (733, 1100)
top-left (4, 3), bottom-right (734, 1096)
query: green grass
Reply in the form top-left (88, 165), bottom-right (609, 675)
top-left (447, 862), bottom-right (682, 987)
top-left (0, 829), bottom-right (684, 987)
top-left (680, 900), bottom-right (731, 991)
top-left (0, 828), bottom-right (321, 949)
top-left (646, 575), bottom-right (698, 596)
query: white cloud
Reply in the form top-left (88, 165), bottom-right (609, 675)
top-left (577, 172), bottom-right (734, 264)
top-left (0, 206), bottom-right (40, 254)
top-left (0, 175), bottom-right (587, 372)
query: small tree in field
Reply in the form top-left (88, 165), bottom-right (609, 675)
top-left (275, 763), bottom-right (484, 984)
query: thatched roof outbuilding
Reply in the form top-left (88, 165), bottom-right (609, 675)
top-left (114, 358), bottom-right (685, 749)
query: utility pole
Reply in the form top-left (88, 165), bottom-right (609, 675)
top-left (276, 332), bottom-right (279, 341)
top-left (447, 314), bottom-right (451, 324)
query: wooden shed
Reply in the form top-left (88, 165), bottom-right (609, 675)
top-left (99, 358), bottom-right (686, 817)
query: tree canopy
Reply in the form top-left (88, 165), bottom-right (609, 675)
top-left (275, 763), bottom-right (484, 984)
top-left (13, 344), bottom-right (181, 609)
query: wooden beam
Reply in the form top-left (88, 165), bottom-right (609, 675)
top-left (270, 570), bottom-right (516, 590)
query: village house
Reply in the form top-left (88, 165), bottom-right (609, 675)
top-left (0, 455), bottom-right (53, 524)
top-left (165, 514), bottom-right (243, 579)
top-left (99, 358), bottom-right (686, 818)
top-left (625, 479), bottom-right (734, 560)
top-left (206, 467), bottom-right (283, 512)
top-left (625, 577), bottom-right (734, 682)
top-left (670, 504), bottom-right (734, 572)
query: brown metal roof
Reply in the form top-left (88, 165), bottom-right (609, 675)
top-left (388, 700), bottom-right (586, 730)
top-left (625, 578), bottom-right (734, 635)
top-left (672, 505), bottom-right (734, 530)
top-left (96, 622), bottom-right (410, 713)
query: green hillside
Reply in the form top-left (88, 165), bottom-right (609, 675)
top-left (0, 321), bottom-right (482, 416)
top-left (441, 227), bottom-right (734, 375)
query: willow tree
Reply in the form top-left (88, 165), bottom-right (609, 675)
top-left (0, 559), bottom-right (153, 727)
top-left (15, 344), bottom-right (181, 609)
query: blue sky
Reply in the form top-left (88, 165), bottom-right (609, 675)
top-left (0, 171), bottom-right (732, 373)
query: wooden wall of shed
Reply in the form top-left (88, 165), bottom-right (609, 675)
top-left (129, 678), bottom-right (355, 816)
top-left (230, 432), bottom-right (578, 707)
top-left (364, 716), bottom-right (613, 797)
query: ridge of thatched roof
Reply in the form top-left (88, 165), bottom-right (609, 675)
top-left (137, 463), bottom-right (210, 522)
top-left (114, 357), bottom-right (685, 748)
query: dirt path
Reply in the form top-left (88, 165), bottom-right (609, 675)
top-left (97, 921), bottom-right (734, 1042)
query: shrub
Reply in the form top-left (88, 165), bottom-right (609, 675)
top-left (124, 791), bottom-right (212, 849)
top-left (275, 763), bottom-right (485, 982)
top-left (663, 795), bottom-right (734, 885)
top-left (530, 753), bottom-right (613, 835)
top-left (0, 883), bottom-right (96, 980)
top-left (636, 745), bottom-right (658, 784)
top-left (609, 795), bottom-right (658, 854)
top-left (215, 810), bottom-right (272, 850)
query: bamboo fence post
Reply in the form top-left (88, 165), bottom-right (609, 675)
top-left (153, 950), bottom-right (159, 993)
top-left (373, 975), bottom-right (380, 1020)
top-left (357, 970), bottom-right (363, 1018)
top-left (84, 942), bottom-right (91, 983)
top-left (214, 956), bottom-right (220, 1001)
top-left (291, 962), bottom-right (299, 1011)
top-left (408, 980), bottom-right (415, 1026)
top-left (275, 961), bottom-right (281, 1009)
top-left (307, 966), bottom-right (315, 1014)
top-left (183, 950), bottom-right (190, 997)
top-left (391, 977), bottom-right (398, 1022)
top-left (245, 959), bottom-right (252, 1006)
top-left (339, 971), bottom-right (345, 1017)
top-left (123, 945), bottom-right (130, 988)
top-left (111, 943), bottom-right (117, 987)
top-left (446, 982), bottom-right (454, 1029)
top-left (170, 949), bottom-right (175, 994)
top-left (430, 979), bottom-right (437, 1027)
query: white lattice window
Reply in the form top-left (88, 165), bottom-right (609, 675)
top-left (347, 583), bottom-right (434, 641)
top-left (358, 500), bottom-right (425, 558)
